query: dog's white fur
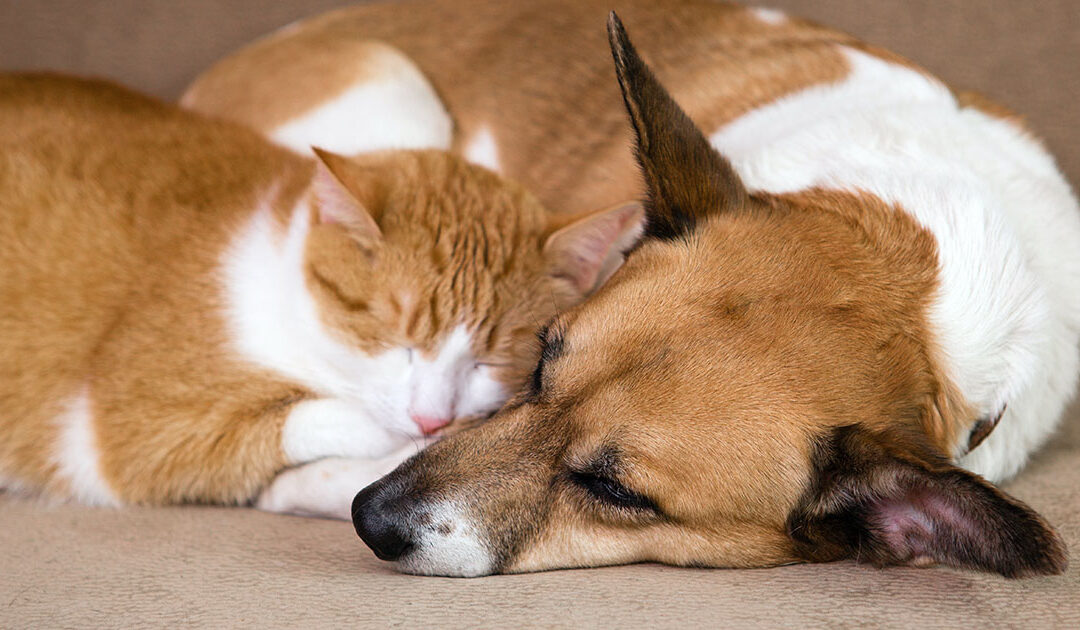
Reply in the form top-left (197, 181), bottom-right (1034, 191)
top-left (750, 6), bottom-right (788, 26)
top-left (462, 125), bottom-right (502, 173)
top-left (395, 500), bottom-right (493, 577)
top-left (711, 47), bottom-right (1080, 482)
top-left (180, 37), bottom-right (454, 158)
top-left (270, 74), bottom-right (453, 156)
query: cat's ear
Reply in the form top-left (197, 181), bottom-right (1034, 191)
top-left (311, 147), bottom-right (384, 247)
top-left (543, 200), bottom-right (644, 294)
top-left (788, 426), bottom-right (1068, 578)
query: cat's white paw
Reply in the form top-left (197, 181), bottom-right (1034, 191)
top-left (257, 450), bottom-right (422, 520)
top-left (280, 398), bottom-right (413, 464)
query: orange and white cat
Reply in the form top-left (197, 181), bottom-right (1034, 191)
top-left (0, 74), bottom-right (641, 517)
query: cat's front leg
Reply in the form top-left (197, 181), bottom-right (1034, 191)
top-left (263, 398), bottom-right (422, 519)
top-left (281, 398), bottom-right (413, 464)
top-left (256, 450), bottom-right (421, 520)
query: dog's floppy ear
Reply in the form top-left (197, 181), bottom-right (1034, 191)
top-left (606, 12), bottom-right (747, 242)
top-left (788, 425), bottom-right (1067, 578)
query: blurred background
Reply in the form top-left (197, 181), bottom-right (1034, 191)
top-left (2, 0), bottom-right (1078, 184)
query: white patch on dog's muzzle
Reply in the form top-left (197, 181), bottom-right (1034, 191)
top-left (395, 500), bottom-right (494, 577)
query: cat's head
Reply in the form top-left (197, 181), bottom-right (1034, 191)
top-left (305, 148), bottom-right (642, 437)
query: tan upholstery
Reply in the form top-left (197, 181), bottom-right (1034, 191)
top-left (2, 1), bottom-right (1079, 626)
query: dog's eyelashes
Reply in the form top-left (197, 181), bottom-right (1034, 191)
top-left (530, 323), bottom-right (566, 396)
top-left (569, 470), bottom-right (660, 513)
top-left (528, 325), bottom-right (550, 395)
top-left (529, 358), bottom-right (545, 395)
top-left (535, 323), bottom-right (551, 347)
top-left (538, 326), bottom-right (565, 364)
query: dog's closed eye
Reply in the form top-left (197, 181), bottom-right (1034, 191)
top-left (568, 470), bottom-right (660, 513)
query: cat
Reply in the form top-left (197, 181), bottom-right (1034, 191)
top-left (0, 74), bottom-right (642, 516)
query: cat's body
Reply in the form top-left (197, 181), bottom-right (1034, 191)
top-left (0, 74), bottom-right (638, 511)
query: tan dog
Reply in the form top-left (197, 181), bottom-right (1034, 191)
top-left (186, 0), bottom-right (1079, 576)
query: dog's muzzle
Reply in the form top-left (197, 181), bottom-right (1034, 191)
top-left (350, 471), bottom-right (495, 577)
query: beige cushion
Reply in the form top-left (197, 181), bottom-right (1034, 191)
top-left (3, 400), bottom-right (1078, 627)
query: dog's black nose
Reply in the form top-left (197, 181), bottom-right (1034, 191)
top-left (352, 482), bottom-right (414, 561)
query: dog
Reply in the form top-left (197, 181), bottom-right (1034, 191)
top-left (189, 0), bottom-right (1080, 576)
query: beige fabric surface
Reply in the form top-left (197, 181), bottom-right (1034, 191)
top-left (3, 399), bottom-right (1079, 628)
top-left (2, 1), bottom-right (1080, 627)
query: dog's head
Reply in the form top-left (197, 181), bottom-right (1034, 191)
top-left (349, 14), bottom-right (1067, 578)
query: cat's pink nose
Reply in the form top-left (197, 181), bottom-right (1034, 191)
top-left (411, 414), bottom-right (452, 435)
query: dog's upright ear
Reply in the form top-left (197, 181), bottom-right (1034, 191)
top-left (606, 12), bottom-right (748, 242)
top-left (788, 426), bottom-right (1068, 578)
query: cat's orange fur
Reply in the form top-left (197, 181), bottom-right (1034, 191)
top-left (0, 74), bottom-right (639, 505)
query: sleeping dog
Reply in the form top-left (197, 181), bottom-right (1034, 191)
top-left (188, 1), bottom-right (1080, 577)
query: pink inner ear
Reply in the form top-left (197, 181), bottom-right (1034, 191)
top-left (310, 161), bottom-right (382, 243)
top-left (313, 165), bottom-right (360, 225)
top-left (872, 488), bottom-right (970, 561)
top-left (570, 230), bottom-right (619, 270)
top-left (546, 202), bottom-right (643, 294)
